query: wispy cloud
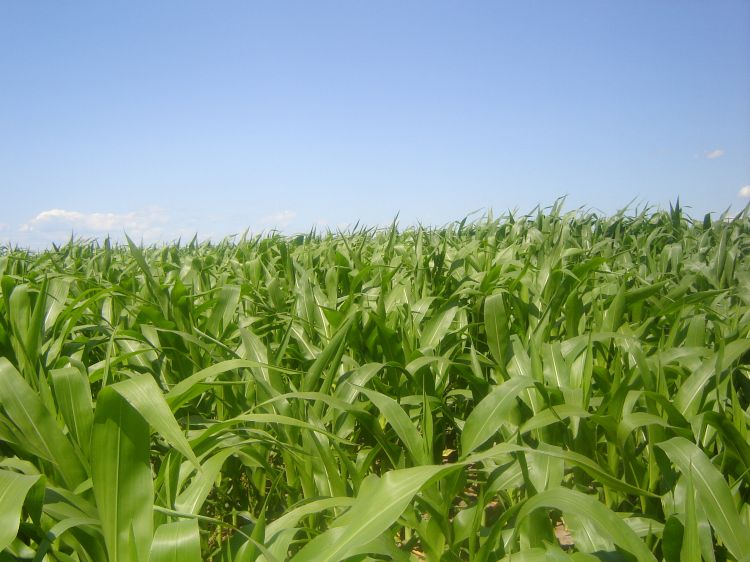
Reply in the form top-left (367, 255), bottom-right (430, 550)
top-left (9, 206), bottom-right (307, 248)
top-left (21, 207), bottom-right (170, 242)
top-left (705, 148), bottom-right (725, 159)
top-left (261, 210), bottom-right (297, 228)
top-left (738, 186), bottom-right (750, 198)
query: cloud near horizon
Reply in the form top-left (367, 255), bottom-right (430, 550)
top-left (705, 149), bottom-right (725, 159)
top-left (260, 210), bottom-right (297, 228)
top-left (738, 186), bottom-right (750, 198)
top-left (7, 207), bottom-right (306, 248)
top-left (20, 207), bottom-right (171, 242)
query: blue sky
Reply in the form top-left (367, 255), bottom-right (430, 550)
top-left (1, 1), bottom-right (749, 246)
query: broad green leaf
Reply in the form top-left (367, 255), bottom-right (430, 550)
top-left (92, 387), bottom-right (154, 562)
top-left (602, 283), bottom-right (626, 333)
top-left (0, 470), bottom-right (41, 551)
top-left (0, 358), bottom-right (86, 488)
top-left (484, 293), bottom-right (508, 366)
top-left (519, 404), bottom-right (590, 434)
top-left (657, 437), bottom-right (750, 559)
top-left (166, 359), bottom-right (300, 409)
top-left (359, 386), bottom-right (428, 465)
top-left (420, 304), bottom-right (458, 349)
top-left (681, 472), bottom-right (700, 562)
top-left (109, 373), bottom-right (199, 467)
top-left (43, 276), bottom-right (71, 332)
top-left (674, 340), bottom-right (750, 416)
top-left (542, 342), bottom-right (570, 389)
top-left (334, 362), bottom-right (384, 404)
top-left (290, 464), bottom-right (462, 562)
top-left (149, 520), bottom-right (201, 562)
top-left (50, 367), bottom-right (94, 457)
top-left (174, 449), bottom-right (234, 514)
top-left (302, 315), bottom-right (354, 393)
top-left (126, 234), bottom-right (168, 314)
top-left (468, 441), bottom-right (655, 498)
top-left (265, 496), bottom-right (356, 541)
top-left (461, 377), bottom-right (534, 454)
top-left (206, 284), bottom-right (241, 337)
top-left (515, 487), bottom-right (657, 562)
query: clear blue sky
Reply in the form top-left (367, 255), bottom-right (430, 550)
top-left (2, 1), bottom-right (749, 246)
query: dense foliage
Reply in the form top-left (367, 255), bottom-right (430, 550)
top-left (1, 203), bottom-right (749, 561)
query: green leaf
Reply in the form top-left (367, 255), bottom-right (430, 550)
top-left (681, 472), bottom-right (700, 562)
top-left (359, 386), bottom-right (428, 465)
top-left (149, 519), bottom-right (201, 562)
top-left (290, 464), bottom-right (462, 562)
top-left (0, 470), bottom-right (41, 551)
top-left (50, 367), bottom-right (94, 457)
top-left (174, 449), bottom-right (234, 514)
top-left (461, 377), bottom-right (534, 455)
top-left (657, 437), bottom-right (750, 559)
top-left (674, 340), bottom-right (750, 416)
top-left (602, 282), bottom-right (626, 333)
top-left (0, 358), bottom-right (86, 488)
top-left (166, 359), bottom-right (300, 409)
top-left (206, 285), bottom-right (241, 337)
top-left (92, 387), bottom-right (154, 562)
top-left (302, 315), bottom-right (354, 393)
top-left (109, 373), bottom-right (199, 467)
top-left (265, 496), bottom-right (356, 541)
top-left (519, 404), bottom-right (590, 434)
top-left (515, 487), bottom-right (657, 562)
top-left (484, 293), bottom-right (508, 367)
top-left (420, 304), bottom-right (458, 349)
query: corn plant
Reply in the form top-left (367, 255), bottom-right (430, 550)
top-left (1, 202), bottom-right (749, 561)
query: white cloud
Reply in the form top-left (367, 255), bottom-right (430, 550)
top-left (705, 149), bottom-right (725, 159)
top-left (21, 207), bottom-right (170, 243)
top-left (7, 207), bottom-right (318, 249)
top-left (738, 186), bottom-right (750, 198)
top-left (260, 210), bottom-right (297, 228)
top-left (0, 223), bottom-right (8, 231)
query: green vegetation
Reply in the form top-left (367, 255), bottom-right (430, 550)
top-left (1, 202), bottom-right (749, 561)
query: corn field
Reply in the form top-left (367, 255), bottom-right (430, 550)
top-left (1, 203), bottom-right (750, 561)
